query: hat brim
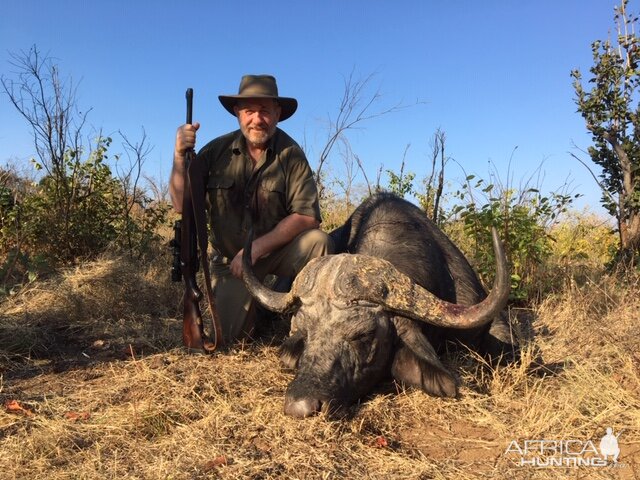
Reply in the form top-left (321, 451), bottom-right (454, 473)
top-left (218, 95), bottom-right (298, 121)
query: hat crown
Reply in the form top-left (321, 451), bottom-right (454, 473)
top-left (219, 74), bottom-right (298, 121)
top-left (238, 75), bottom-right (279, 97)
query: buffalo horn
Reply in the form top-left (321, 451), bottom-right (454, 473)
top-left (241, 227), bottom-right (299, 313)
top-left (350, 227), bottom-right (510, 329)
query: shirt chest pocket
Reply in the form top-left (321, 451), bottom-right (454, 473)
top-left (261, 177), bottom-right (286, 195)
top-left (260, 178), bottom-right (287, 206)
top-left (208, 177), bottom-right (234, 190)
top-left (207, 177), bottom-right (239, 212)
top-left (259, 177), bottom-right (287, 212)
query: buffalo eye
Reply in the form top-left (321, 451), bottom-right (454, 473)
top-left (350, 330), bottom-right (374, 344)
top-left (348, 330), bottom-right (377, 362)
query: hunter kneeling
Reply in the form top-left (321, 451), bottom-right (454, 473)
top-left (169, 75), bottom-right (333, 347)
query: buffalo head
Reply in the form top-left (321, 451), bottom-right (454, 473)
top-left (242, 226), bottom-right (509, 418)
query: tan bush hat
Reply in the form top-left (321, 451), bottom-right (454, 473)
top-left (218, 74), bottom-right (298, 121)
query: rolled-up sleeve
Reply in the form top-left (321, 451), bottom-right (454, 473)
top-left (284, 146), bottom-right (322, 223)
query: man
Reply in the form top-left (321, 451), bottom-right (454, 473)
top-left (170, 75), bottom-right (333, 344)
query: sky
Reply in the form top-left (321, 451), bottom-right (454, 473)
top-left (0, 0), bottom-right (627, 214)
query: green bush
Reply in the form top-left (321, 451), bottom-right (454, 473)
top-left (448, 176), bottom-right (578, 303)
top-left (0, 139), bottom-right (169, 294)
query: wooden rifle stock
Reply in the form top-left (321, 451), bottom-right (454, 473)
top-left (180, 88), bottom-right (222, 352)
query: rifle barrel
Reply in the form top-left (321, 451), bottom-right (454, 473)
top-left (186, 88), bottom-right (193, 126)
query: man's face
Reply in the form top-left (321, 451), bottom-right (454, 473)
top-left (234, 98), bottom-right (281, 148)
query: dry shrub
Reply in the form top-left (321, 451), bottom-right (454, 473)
top-left (545, 211), bottom-right (619, 292)
top-left (0, 248), bottom-right (182, 367)
top-left (320, 196), bottom-right (358, 232)
top-left (1, 254), bottom-right (639, 479)
top-left (550, 211), bottom-right (618, 266)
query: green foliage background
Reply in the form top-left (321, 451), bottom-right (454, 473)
top-left (0, 139), bottom-right (169, 294)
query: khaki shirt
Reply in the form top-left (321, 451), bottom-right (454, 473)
top-left (198, 128), bottom-right (321, 259)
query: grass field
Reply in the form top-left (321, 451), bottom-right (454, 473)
top-left (1, 252), bottom-right (638, 479)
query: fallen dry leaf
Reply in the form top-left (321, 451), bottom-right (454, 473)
top-left (64, 411), bottom-right (91, 422)
top-left (203, 455), bottom-right (229, 471)
top-left (373, 435), bottom-right (388, 448)
top-left (251, 436), bottom-right (272, 453)
top-left (4, 399), bottom-right (34, 417)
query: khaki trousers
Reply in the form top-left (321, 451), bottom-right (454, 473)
top-left (210, 229), bottom-right (334, 344)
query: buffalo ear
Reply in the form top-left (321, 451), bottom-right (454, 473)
top-left (391, 317), bottom-right (457, 398)
top-left (279, 331), bottom-right (305, 370)
top-left (391, 345), bottom-right (457, 398)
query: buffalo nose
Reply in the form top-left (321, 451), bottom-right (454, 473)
top-left (284, 396), bottom-right (321, 418)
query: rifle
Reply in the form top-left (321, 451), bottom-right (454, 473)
top-left (171, 88), bottom-right (223, 352)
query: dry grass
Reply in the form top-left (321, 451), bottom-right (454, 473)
top-left (1, 252), bottom-right (639, 479)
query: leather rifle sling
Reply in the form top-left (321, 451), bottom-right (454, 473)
top-left (187, 157), bottom-right (224, 349)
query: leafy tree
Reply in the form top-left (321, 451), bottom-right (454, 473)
top-left (571, 0), bottom-right (640, 263)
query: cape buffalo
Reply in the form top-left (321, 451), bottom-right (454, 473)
top-left (243, 193), bottom-right (516, 418)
